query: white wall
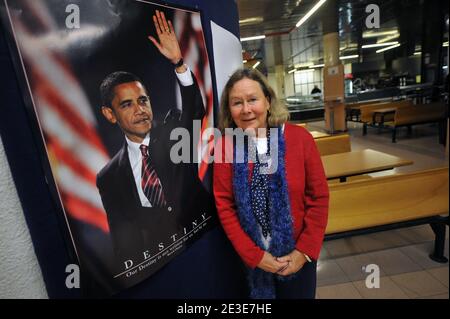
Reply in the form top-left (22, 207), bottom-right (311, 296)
top-left (0, 136), bottom-right (47, 299)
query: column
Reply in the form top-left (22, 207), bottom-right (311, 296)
top-left (322, 0), bottom-right (346, 133)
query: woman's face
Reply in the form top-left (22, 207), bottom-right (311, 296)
top-left (228, 78), bottom-right (270, 135)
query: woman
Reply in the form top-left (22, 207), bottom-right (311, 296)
top-left (213, 68), bottom-right (329, 299)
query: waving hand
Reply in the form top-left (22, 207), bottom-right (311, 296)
top-left (148, 10), bottom-right (182, 65)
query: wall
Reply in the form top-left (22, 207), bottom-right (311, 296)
top-left (0, 136), bottom-right (47, 298)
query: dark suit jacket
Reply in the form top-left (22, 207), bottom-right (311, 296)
top-left (96, 74), bottom-right (215, 269)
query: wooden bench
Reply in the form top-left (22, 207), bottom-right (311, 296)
top-left (361, 100), bottom-right (413, 135)
top-left (384, 102), bottom-right (447, 142)
top-left (315, 134), bottom-right (351, 156)
top-left (325, 167), bottom-right (449, 263)
top-left (346, 100), bottom-right (392, 121)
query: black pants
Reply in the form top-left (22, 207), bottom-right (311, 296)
top-left (275, 261), bottom-right (317, 299)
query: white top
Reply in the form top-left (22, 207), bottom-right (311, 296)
top-left (125, 67), bottom-right (193, 207)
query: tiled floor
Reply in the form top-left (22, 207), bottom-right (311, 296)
top-left (298, 120), bottom-right (449, 299)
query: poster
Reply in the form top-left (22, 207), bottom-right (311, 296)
top-left (0, 0), bottom-right (217, 295)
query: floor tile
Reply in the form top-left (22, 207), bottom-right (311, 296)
top-left (393, 225), bottom-right (437, 244)
top-left (390, 270), bottom-right (448, 298)
top-left (316, 259), bottom-right (350, 287)
top-left (316, 282), bottom-right (362, 299)
top-left (360, 248), bottom-right (422, 276)
top-left (322, 238), bottom-right (363, 258)
top-left (427, 267), bottom-right (449, 288)
top-left (335, 254), bottom-right (388, 282)
top-left (353, 277), bottom-right (409, 299)
top-left (400, 242), bottom-right (449, 270)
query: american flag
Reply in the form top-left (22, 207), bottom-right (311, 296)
top-left (174, 10), bottom-right (215, 181)
top-left (7, 0), bottom-right (111, 244)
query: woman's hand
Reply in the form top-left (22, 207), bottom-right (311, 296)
top-left (275, 249), bottom-right (307, 276)
top-left (148, 10), bottom-right (183, 65)
top-left (257, 252), bottom-right (290, 273)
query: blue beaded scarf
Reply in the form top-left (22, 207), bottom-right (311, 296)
top-left (232, 126), bottom-right (295, 299)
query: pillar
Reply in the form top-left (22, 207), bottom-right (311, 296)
top-left (265, 36), bottom-right (285, 99)
top-left (322, 0), bottom-right (346, 133)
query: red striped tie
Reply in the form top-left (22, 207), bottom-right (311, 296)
top-left (140, 145), bottom-right (166, 207)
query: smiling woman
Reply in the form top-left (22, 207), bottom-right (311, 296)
top-left (214, 68), bottom-right (329, 299)
top-left (218, 68), bottom-right (289, 134)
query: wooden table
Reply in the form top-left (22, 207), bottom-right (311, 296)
top-left (310, 131), bottom-right (330, 139)
top-left (321, 149), bottom-right (414, 182)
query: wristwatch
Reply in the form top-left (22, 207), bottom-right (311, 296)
top-left (173, 57), bottom-right (184, 68)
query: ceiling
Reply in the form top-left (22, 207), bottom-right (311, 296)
top-left (237, 0), bottom-right (318, 38)
top-left (235, 0), bottom-right (446, 71)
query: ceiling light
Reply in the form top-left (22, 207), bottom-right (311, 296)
top-left (252, 61), bottom-right (261, 69)
top-left (443, 42), bottom-right (449, 47)
top-left (309, 64), bottom-right (324, 68)
top-left (377, 34), bottom-right (400, 44)
top-left (240, 35), bottom-right (266, 42)
top-left (296, 0), bottom-right (327, 28)
top-left (340, 54), bottom-right (359, 60)
top-left (414, 52), bottom-right (421, 56)
top-left (243, 60), bottom-right (248, 63)
top-left (239, 17), bottom-right (263, 25)
top-left (363, 30), bottom-right (398, 38)
top-left (376, 43), bottom-right (401, 53)
top-left (362, 41), bottom-right (399, 49)
top-left (288, 68), bottom-right (297, 74)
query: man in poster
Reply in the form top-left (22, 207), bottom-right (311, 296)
top-left (96, 10), bottom-right (214, 271)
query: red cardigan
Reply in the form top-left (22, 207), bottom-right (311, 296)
top-left (213, 123), bottom-right (329, 268)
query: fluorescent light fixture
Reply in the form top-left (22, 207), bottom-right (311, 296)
top-left (443, 66), bottom-right (448, 69)
top-left (288, 68), bottom-right (297, 74)
top-left (443, 42), bottom-right (449, 47)
top-left (414, 52), bottom-right (421, 56)
top-left (376, 43), bottom-right (401, 53)
top-left (363, 30), bottom-right (398, 38)
top-left (340, 54), bottom-right (359, 60)
top-left (239, 17), bottom-right (263, 25)
top-left (362, 41), bottom-right (399, 49)
top-left (243, 60), bottom-right (248, 63)
top-left (378, 34), bottom-right (400, 44)
top-left (296, 0), bottom-right (327, 28)
top-left (309, 64), bottom-right (324, 68)
top-left (252, 61), bottom-right (261, 69)
top-left (241, 35), bottom-right (266, 42)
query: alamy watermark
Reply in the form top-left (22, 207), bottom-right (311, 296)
top-left (65, 264), bottom-right (80, 289)
top-left (363, 264), bottom-right (380, 289)
top-left (170, 121), bottom-right (279, 174)
top-left (65, 4), bottom-right (80, 29)
top-left (365, 4), bottom-right (380, 29)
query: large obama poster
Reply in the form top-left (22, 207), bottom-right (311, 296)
top-left (1, 0), bottom-right (216, 295)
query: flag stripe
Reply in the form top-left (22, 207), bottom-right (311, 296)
top-left (34, 78), bottom-right (108, 154)
top-left (62, 192), bottom-right (109, 233)
top-left (36, 98), bottom-right (109, 174)
top-left (46, 136), bottom-right (97, 184)
top-left (56, 163), bottom-right (105, 211)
